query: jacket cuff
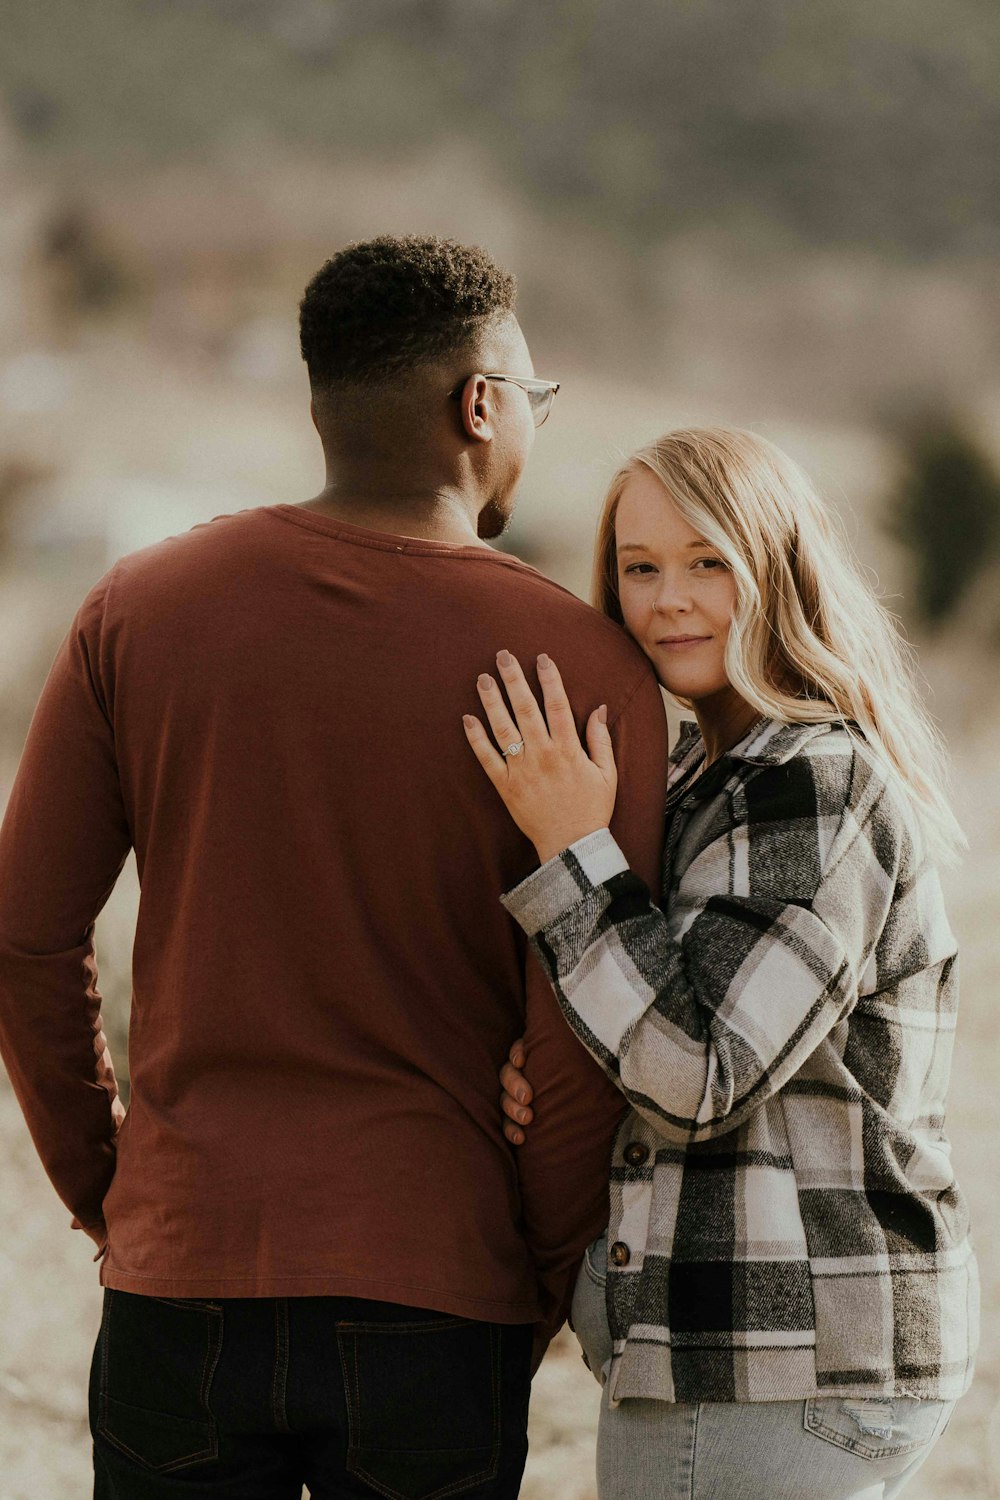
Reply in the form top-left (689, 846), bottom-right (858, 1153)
top-left (501, 828), bottom-right (630, 937)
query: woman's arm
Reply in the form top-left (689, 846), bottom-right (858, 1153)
top-left (464, 652), bottom-right (903, 1144)
top-left (501, 748), bottom-right (902, 1145)
top-left (500, 652), bottom-right (669, 1353)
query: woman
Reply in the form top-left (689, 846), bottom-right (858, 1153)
top-left (461, 428), bottom-right (978, 1500)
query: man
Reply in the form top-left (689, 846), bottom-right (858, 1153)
top-left (0, 236), bottom-right (668, 1498)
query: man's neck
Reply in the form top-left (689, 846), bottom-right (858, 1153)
top-left (297, 484), bottom-right (492, 549)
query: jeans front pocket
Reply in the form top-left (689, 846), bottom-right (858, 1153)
top-left (336, 1312), bottom-right (501, 1500)
top-left (94, 1289), bottom-right (223, 1474)
top-left (583, 1232), bottom-right (609, 1289)
top-left (803, 1395), bottom-right (952, 1462)
top-left (571, 1233), bottom-right (613, 1387)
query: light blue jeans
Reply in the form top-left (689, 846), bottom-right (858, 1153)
top-left (570, 1233), bottom-right (957, 1500)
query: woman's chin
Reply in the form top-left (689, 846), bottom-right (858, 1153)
top-left (656, 670), bottom-right (720, 702)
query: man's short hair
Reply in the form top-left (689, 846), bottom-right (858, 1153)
top-left (299, 235), bottom-right (517, 390)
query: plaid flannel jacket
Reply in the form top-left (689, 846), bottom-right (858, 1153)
top-left (503, 717), bottom-right (978, 1405)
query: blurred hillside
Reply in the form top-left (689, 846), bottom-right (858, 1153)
top-left (5, 0), bottom-right (1000, 258)
top-left (3, 0), bottom-right (1000, 421)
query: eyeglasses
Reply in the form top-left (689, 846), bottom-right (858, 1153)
top-left (449, 373), bottom-right (561, 428)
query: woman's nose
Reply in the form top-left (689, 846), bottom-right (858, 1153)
top-left (653, 584), bottom-right (691, 615)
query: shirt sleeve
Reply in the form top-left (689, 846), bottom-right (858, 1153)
top-left (502, 750), bottom-right (900, 1146)
top-left (511, 664), bottom-right (669, 1350)
top-left (0, 568), bottom-right (132, 1249)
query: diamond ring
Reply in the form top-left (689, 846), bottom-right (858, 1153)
top-left (503, 741), bottom-right (525, 758)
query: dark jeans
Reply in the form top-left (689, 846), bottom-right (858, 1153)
top-left (89, 1289), bottom-right (534, 1500)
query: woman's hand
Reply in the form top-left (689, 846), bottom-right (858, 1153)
top-left (462, 651), bottom-right (618, 864)
top-left (500, 1038), bottom-right (534, 1146)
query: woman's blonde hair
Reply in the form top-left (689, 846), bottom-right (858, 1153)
top-left (593, 426), bottom-right (965, 863)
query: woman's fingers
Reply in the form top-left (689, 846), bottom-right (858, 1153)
top-left (475, 653), bottom-right (582, 758)
top-left (476, 673), bottom-right (525, 757)
top-left (461, 713), bottom-right (507, 787)
top-left (494, 651), bottom-right (549, 741)
top-left (500, 1059), bottom-right (533, 1104)
top-left (585, 704), bottom-right (618, 782)
top-left (501, 1037), bottom-right (534, 1145)
top-left (501, 1090), bottom-right (534, 1126)
top-left (536, 654), bottom-right (580, 748)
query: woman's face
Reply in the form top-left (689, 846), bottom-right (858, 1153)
top-left (615, 468), bottom-right (736, 702)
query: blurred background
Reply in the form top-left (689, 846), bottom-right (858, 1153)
top-left (1, 2), bottom-right (999, 1495)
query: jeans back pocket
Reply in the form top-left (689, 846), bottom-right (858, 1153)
top-left (803, 1395), bottom-right (952, 1461)
top-left (93, 1291), bottom-right (223, 1474)
top-left (336, 1313), bottom-right (501, 1500)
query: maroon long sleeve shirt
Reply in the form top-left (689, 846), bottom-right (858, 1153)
top-left (0, 504), bottom-right (668, 1328)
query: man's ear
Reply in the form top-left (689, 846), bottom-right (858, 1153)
top-left (456, 374), bottom-right (495, 444)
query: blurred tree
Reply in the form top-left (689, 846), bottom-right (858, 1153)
top-left (0, 457), bottom-right (50, 558)
top-left (889, 417), bottom-right (1000, 627)
top-left (41, 206), bottom-right (128, 320)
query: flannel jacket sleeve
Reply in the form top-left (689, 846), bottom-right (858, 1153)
top-left (502, 746), bottom-right (902, 1144)
top-left (512, 664), bottom-right (669, 1355)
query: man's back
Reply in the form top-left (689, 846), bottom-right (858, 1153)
top-left (0, 502), bottom-right (668, 1317)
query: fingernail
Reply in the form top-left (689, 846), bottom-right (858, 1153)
top-left (462, 715), bottom-right (475, 729)
top-left (496, 649), bottom-right (512, 668)
top-left (516, 1088), bottom-right (529, 1104)
top-left (537, 653), bottom-right (551, 670)
top-left (518, 1108), bottom-right (530, 1123)
top-left (598, 704), bottom-right (608, 724)
top-left (478, 674), bottom-right (493, 691)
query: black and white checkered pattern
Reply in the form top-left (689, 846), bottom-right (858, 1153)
top-left (502, 718), bottom-right (978, 1405)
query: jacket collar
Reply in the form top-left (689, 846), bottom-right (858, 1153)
top-left (670, 715), bottom-right (837, 776)
top-left (728, 716), bottom-right (837, 765)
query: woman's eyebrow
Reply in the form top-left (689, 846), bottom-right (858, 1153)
top-left (618, 539), bottom-right (712, 553)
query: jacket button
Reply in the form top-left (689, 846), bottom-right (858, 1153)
top-left (623, 1142), bottom-right (649, 1167)
top-left (610, 1241), bottom-right (631, 1267)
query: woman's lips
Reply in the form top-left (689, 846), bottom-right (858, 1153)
top-left (656, 636), bottom-right (711, 650)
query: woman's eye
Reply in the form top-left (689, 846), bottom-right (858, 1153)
top-left (692, 557), bottom-right (724, 571)
top-left (623, 562), bottom-right (656, 576)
